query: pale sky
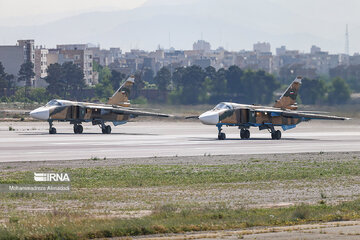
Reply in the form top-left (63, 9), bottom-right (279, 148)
top-left (0, 0), bottom-right (147, 25)
top-left (0, 0), bottom-right (146, 17)
top-left (0, 0), bottom-right (359, 54)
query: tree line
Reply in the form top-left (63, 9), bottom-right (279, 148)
top-left (0, 60), bottom-right (353, 105)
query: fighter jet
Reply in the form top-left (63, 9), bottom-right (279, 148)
top-left (30, 76), bottom-right (170, 134)
top-left (198, 76), bottom-right (349, 140)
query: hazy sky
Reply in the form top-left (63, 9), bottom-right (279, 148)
top-left (0, 0), bottom-right (146, 17)
top-left (0, 0), bottom-right (147, 25)
top-left (0, 0), bottom-right (359, 54)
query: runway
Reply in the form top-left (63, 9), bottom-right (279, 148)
top-left (1, 120), bottom-right (360, 162)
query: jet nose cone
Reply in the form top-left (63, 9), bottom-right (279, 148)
top-left (30, 108), bottom-right (49, 120)
top-left (199, 111), bottom-right (219, 125)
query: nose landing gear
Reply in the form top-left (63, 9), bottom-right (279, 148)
top-left (217, 125), bottom-right (226, 140)
top-left (48, 120), bottom-right (57, 134)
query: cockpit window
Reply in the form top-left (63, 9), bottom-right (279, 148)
top-left (213, 103), bottom-right (233, 110)
top-left (46, 99), bottom-right (62, 106)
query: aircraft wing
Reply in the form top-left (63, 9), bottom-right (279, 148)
top-left (112, 108), bottom-right (171, 117)
top-left (281, 111), bottom-right (349, 120)
top-left (254, 108), bottom-right (349, 120)
top-left (84, 105), bottom-right (171, 118)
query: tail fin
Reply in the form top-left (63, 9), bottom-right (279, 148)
top-left (107, 76), bottom-right (135, 106)
top-left (274, 76), bottom-right (302, 110)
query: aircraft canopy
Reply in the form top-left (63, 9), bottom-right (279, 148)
top-left (213, 102), bottom-right (233, 110)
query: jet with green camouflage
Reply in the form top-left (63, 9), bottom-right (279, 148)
top-left (198, 76), bottom-right (349, 140)
top-left (30, 76), bottom-right (170, 134)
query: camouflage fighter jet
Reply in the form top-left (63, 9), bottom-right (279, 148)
top-left (198, 77), bottom-right (349, 140)
top-left (30, 76), bottom-right (170, 134)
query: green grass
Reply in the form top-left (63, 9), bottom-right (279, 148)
top-left (1, 159), bottom-right (360, 188)
top-left (1, 157), bottom-right (360, 239)
top-left (1, 200), bottom-right (360, 240)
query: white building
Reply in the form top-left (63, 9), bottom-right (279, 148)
top-left (253, 42), bottom-right (271, 53)
top-left (193, 40), bottom-right (211, 52)
top-left (34, 47), bottom-right (49, 88)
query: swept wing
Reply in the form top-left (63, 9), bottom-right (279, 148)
top-left (85, 105), bottom-right (171, 118)
top-left (254, 108), bottom-right (349, 121)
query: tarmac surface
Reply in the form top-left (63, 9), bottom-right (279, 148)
top-left (1, 120), bottom-right (360, 162)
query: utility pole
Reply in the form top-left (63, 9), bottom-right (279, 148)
top-left (345, 24), bottom-right (349, 55)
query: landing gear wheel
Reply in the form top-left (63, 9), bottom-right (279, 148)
top-left (272, 130), bottom-right (281, 140)
top-left (241, 129), bottom-right (250, 139)
top-left (102, 125), bottom-right (111, 134)
top-left (49, 127), bottom-right (57, 134)
top-left (74, 124), bottom-right (83, 134)
top-left (218, 132), bottom-right (226, 140)
top-left (105, 125), bottom-right (111, 134)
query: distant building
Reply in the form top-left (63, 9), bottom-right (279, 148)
top-left (47, 49), bottom-right (60, 66)
top-left (56, 44), bottom-right (87, 51)
top-left (193, 57), bottom-right (211, 69)
top-left (0, 45), bottom-right (24, 78)
top-left (310, 45), bottom-right (321, 54)
top-left (56, 44), bottom-right (95, 85)
top-left (193, 40), bottom-right (211, 52)
top-left (253, 42), bottom-right (271, 53)
top-left (0, 39), bottom-right (35, 86)
top-left (34, 47), bottom-right (49, 88)
top-left (276, 46), bottom-right (287, 56)
top-left (143, 57), bottom-right (156, 73)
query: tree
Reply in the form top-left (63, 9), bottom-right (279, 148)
top-left (327, 77), bottom-right (351, 105)
top-left (0, 62), bottom-right (14, 93)
top-left (205, 67), bottom-right (227, 103)
top-left (0, 62), bottom-right (6, 90)
top-left (62, 62), bottom-right (85, 95)
top-left (143, 68), bottom-right (154, 84)
top-left (299, 78), bottom-right (327, 105)
top-left (253, 70), bottom-right (280, 104)
top-left (132, 71), bottom-right (146, 99)
top-left (330, 65), bottom-right (360, 92)
top-left (177, 65), bottom-right (206, 104)
top-left (18, 61), bottom-right (35, 87)
top-left (94, 66), bottom-right (114, 101)
top-left (154, 67), bottom-right (171, 91)
top-left (225, 65), bottom-right (243, 98)
top-left (18, 61), bottom-right (35, 101)
top-left (110, 70), bottom-right (126, 90)
top-left (45, 62), bottom-right (85, 99)
top-left (46, 63), bottom-right (64, 97)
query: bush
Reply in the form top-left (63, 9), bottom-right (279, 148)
top-left (292, 205), bottom-right (310, 220)
top-left (0, 96), bottom-right (9, 102)
top-left (131, 96), bottom-right (148, 105)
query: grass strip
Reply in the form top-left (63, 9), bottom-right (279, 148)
top-left (1, 200), bottom-right (360, 240)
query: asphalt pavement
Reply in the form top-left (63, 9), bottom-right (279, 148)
top-left (1, 120), bottom-right (359, 162)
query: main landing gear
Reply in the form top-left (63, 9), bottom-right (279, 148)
top-left (271, 130), bottom-right (282, 140)
top-left (100, 123), bottom-right (111, 134)
top-left (73, 124), bottom-right (83, 134)
top-left (240, 128), bottom-right (250, 139)
top-left (268, 125), bottom-right (281, 140)
top-left (48, 120), bottom-right (56, 134)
